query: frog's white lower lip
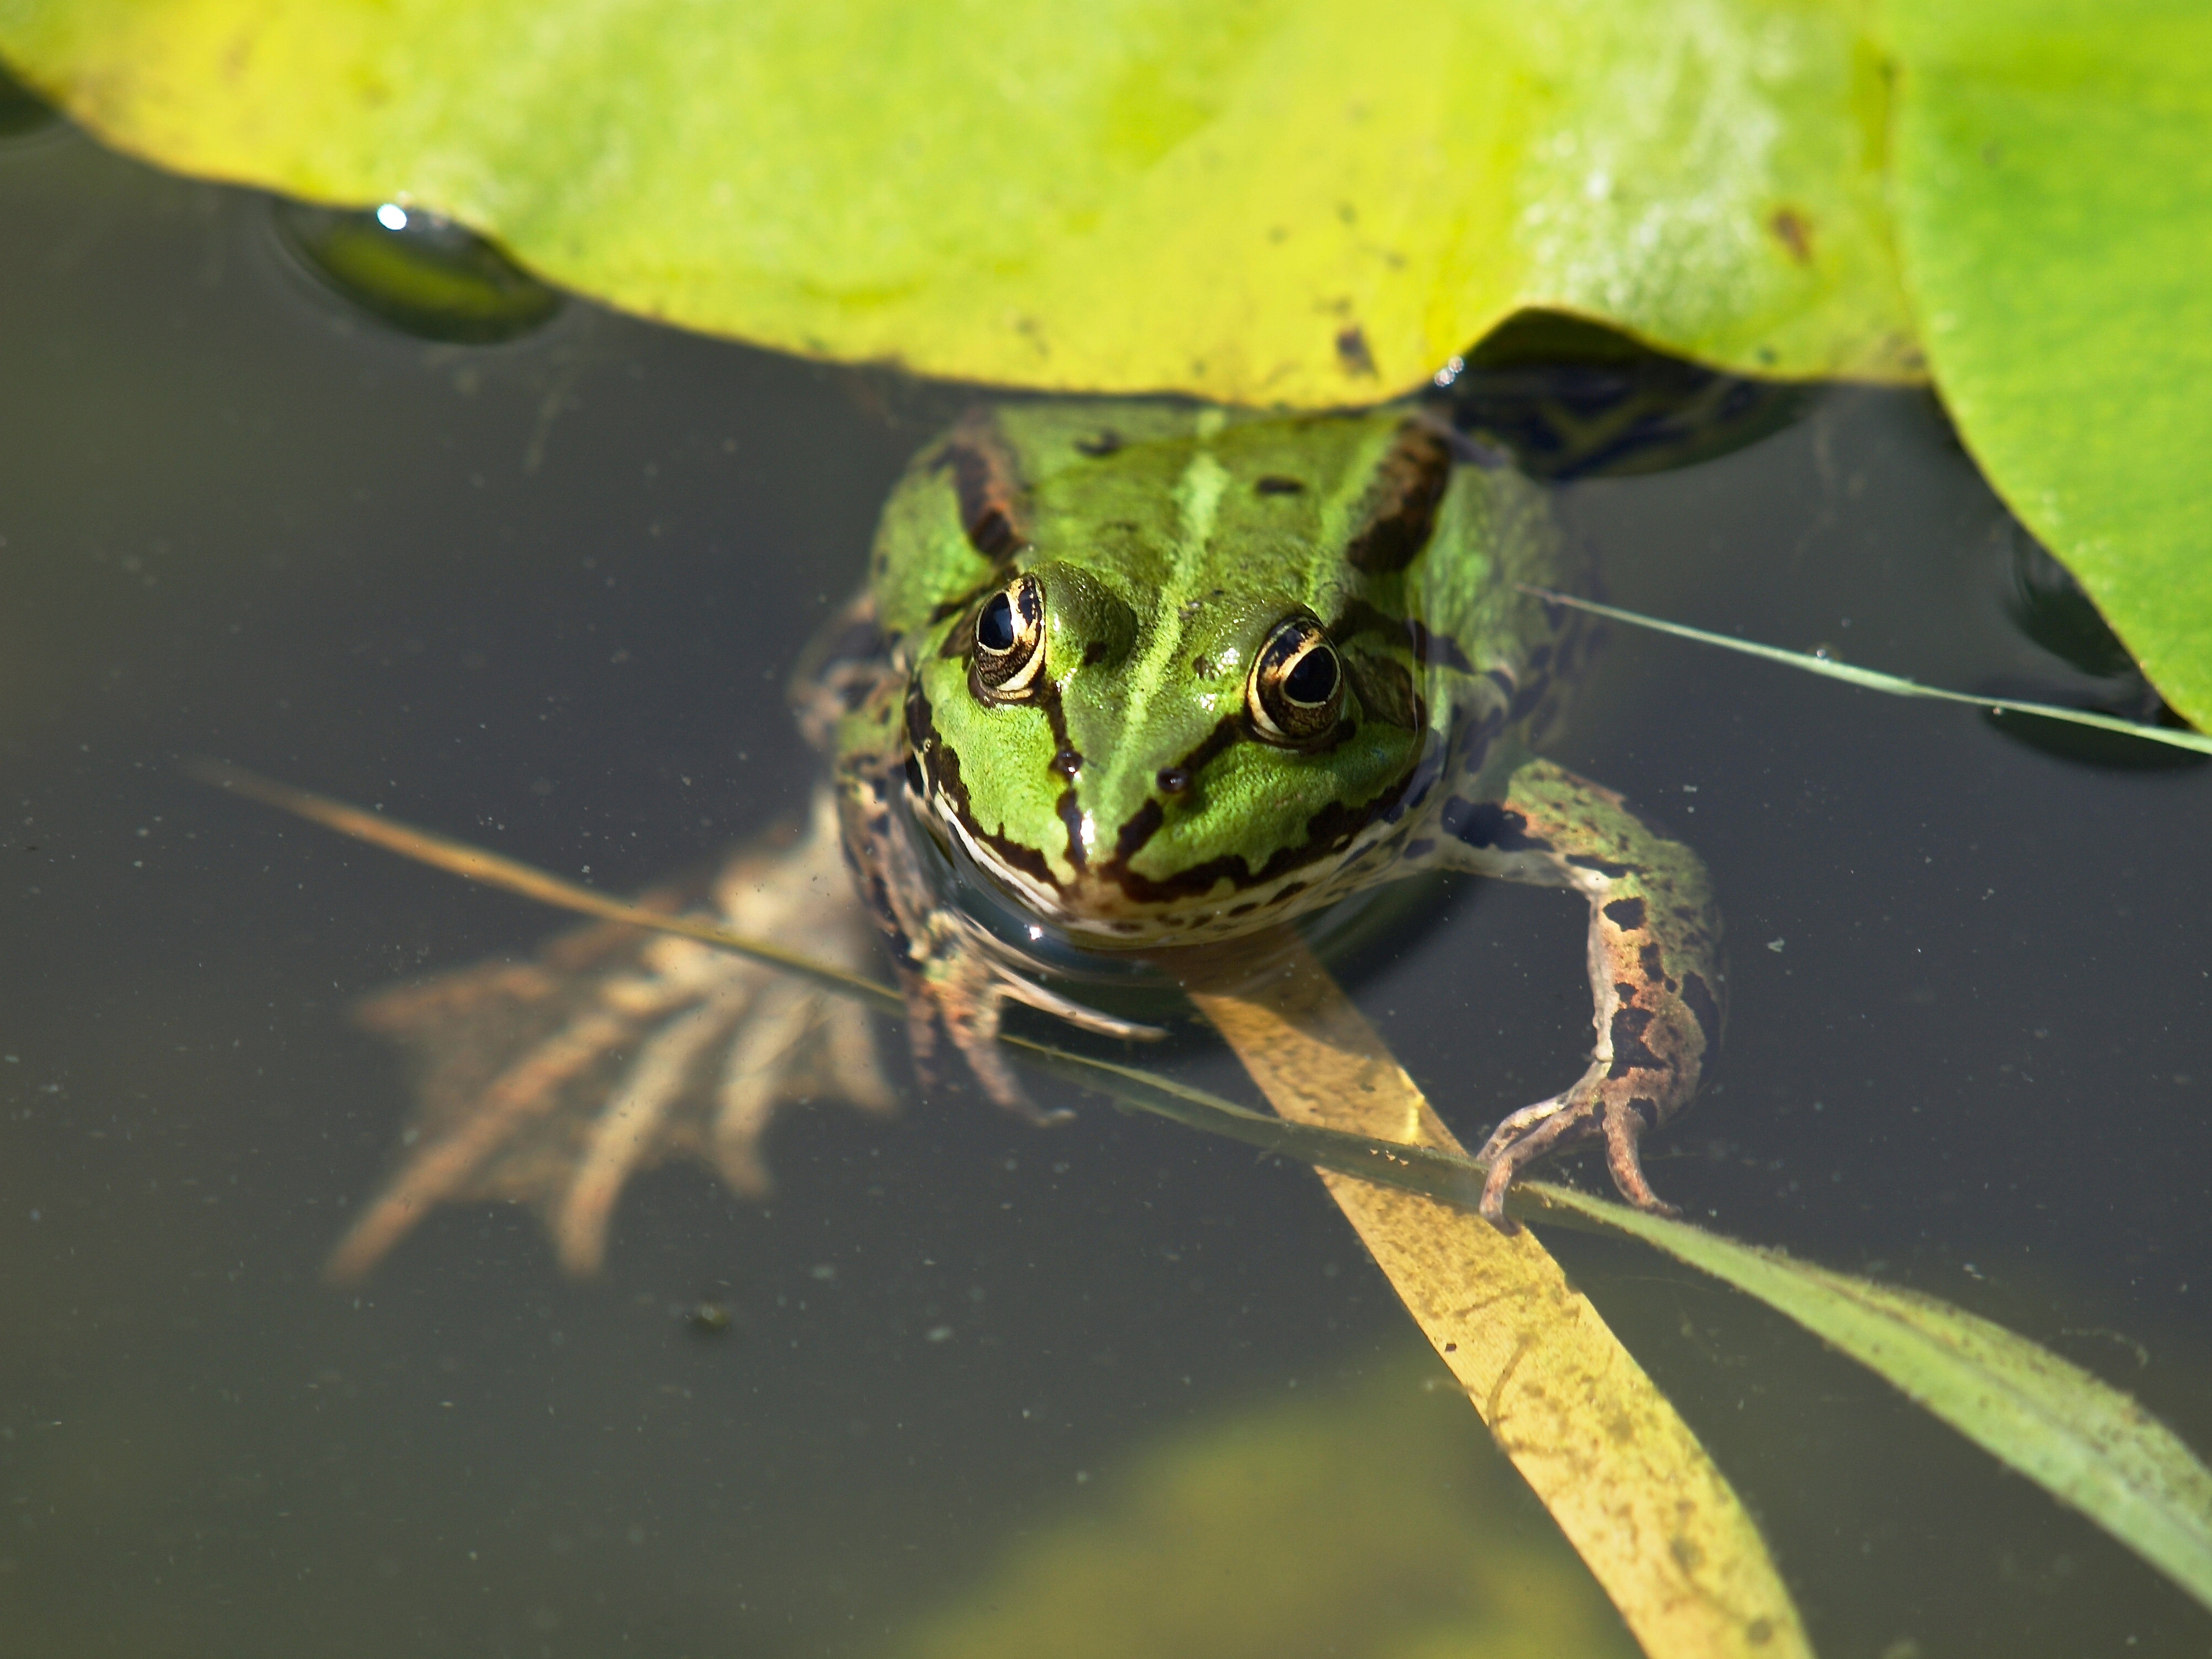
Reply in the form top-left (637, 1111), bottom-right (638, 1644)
top-left (939, 800), bottom-right (1067, 917)
top-left (929, 780), bottom-right (1398, 946)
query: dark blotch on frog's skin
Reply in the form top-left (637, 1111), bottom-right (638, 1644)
top-left (1343, 422), bottom-right (1451, 574)
top-left (1602, 896), bottom-right (1648, 932)
top-left (1680, 971), bottom-right (1725, 1056)
top-left (1255, 476), bottom-right (1306, 495)
top-left (1113, 799), bottom-right (1164, 862)
top-left (1607, 1002), bottom-right (1668, 1077)
top-left (1443, 799), bottom-right (1543, 854)
top-left (933, 413), bottom-right (1030, 561)
top-left (1057, 788), bottom-right (1087, 870)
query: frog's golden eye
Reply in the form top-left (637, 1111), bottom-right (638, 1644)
top-left (971, 572), bottom-right (1047, 700)
top-left (1247, 614), bottom-right (1346, 744)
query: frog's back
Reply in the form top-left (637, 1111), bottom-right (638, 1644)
top-left (872, 400), bottom-right (1587, 710)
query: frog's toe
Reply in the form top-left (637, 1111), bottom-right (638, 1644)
top-left (705, 977), bottom-right (898, 1202)
top-left (1599, 1096), bottom-right (1680, 1218)
top-left (1474, 1081), bottom-right (1681, 1229)
top-left (554, 990), bottom-right (754, 1275)
top-left (822, 996), bottom-right (900, 1118)
top-left (1474, 1094), bottom-right (1598, 1231)
top-left (990, 970), bottom-right (1165, 1043)
top-left (703, 977), bottom-right (839, 1200)
top-left (910, 960), bottom-right (1074, 1127)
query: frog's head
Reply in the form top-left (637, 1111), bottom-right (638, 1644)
top-left (907, 554), bottom-right (1429, 945)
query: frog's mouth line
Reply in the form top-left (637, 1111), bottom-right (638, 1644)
top-left (927, 783), bottom-right (1376, 946)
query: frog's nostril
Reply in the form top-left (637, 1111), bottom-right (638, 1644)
top-left (1156, 766), bottom-right (1192, 795)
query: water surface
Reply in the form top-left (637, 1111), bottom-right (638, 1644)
top-left (2, 121), bottom-right (2208, 1658)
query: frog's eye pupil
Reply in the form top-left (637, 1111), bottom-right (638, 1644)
top-left (1246, 613), bottom-right (1346, 744)
top-left (1283, 646), bottom-right (1339, 706)
top-left (970, 574), bottom-right (1047, 700)
top-left (978, 591), bottom-right (1016, 652)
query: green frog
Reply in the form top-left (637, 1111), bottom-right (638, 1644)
top-left (338, 395), bottom-right (1723, 1279)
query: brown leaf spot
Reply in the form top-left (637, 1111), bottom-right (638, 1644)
top-left (1769, 207), bottom-right (1814, 266)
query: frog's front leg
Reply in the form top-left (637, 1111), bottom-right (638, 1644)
top-left (1440, 757), bottom-right (1724, 1227)
top-left (832, 667), bottom-right (1158, 1118)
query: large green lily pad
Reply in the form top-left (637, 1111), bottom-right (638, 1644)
top-left (2, 0), bottom-right (2209, 729)
top-left (1886, 1), bottom-right (2212, 733)
top-left (0, 0), bottom-right (1916, 403)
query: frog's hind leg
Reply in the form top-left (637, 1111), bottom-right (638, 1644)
top-left (336, 785), bottom-right (897, 1281)
top-left (1435, 757), bottom-right (1724, 1228)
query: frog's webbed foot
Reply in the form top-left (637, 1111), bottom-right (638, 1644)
top-left (332, 787), bottom-right (894, 1282)
top-left (1474, 1073), bottom-right (1681, 1231)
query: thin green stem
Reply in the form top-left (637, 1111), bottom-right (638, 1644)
top-left (1520, 586), bottom-right (2212, 757)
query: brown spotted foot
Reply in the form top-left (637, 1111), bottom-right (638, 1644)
top-left (1441, 758), bottom-right (1724, 1229)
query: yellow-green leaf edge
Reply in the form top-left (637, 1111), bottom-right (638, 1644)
top-left (1883, 0), bottom-right (2212, 735)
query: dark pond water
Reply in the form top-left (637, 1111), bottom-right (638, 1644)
top-left (2, 112), bottom-right (2209, 1659)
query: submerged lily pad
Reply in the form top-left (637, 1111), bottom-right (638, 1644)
top-left (0, 0), bottom-right (1916, 403)
top-left (895, 1361), bottom-right (1638, 1659)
